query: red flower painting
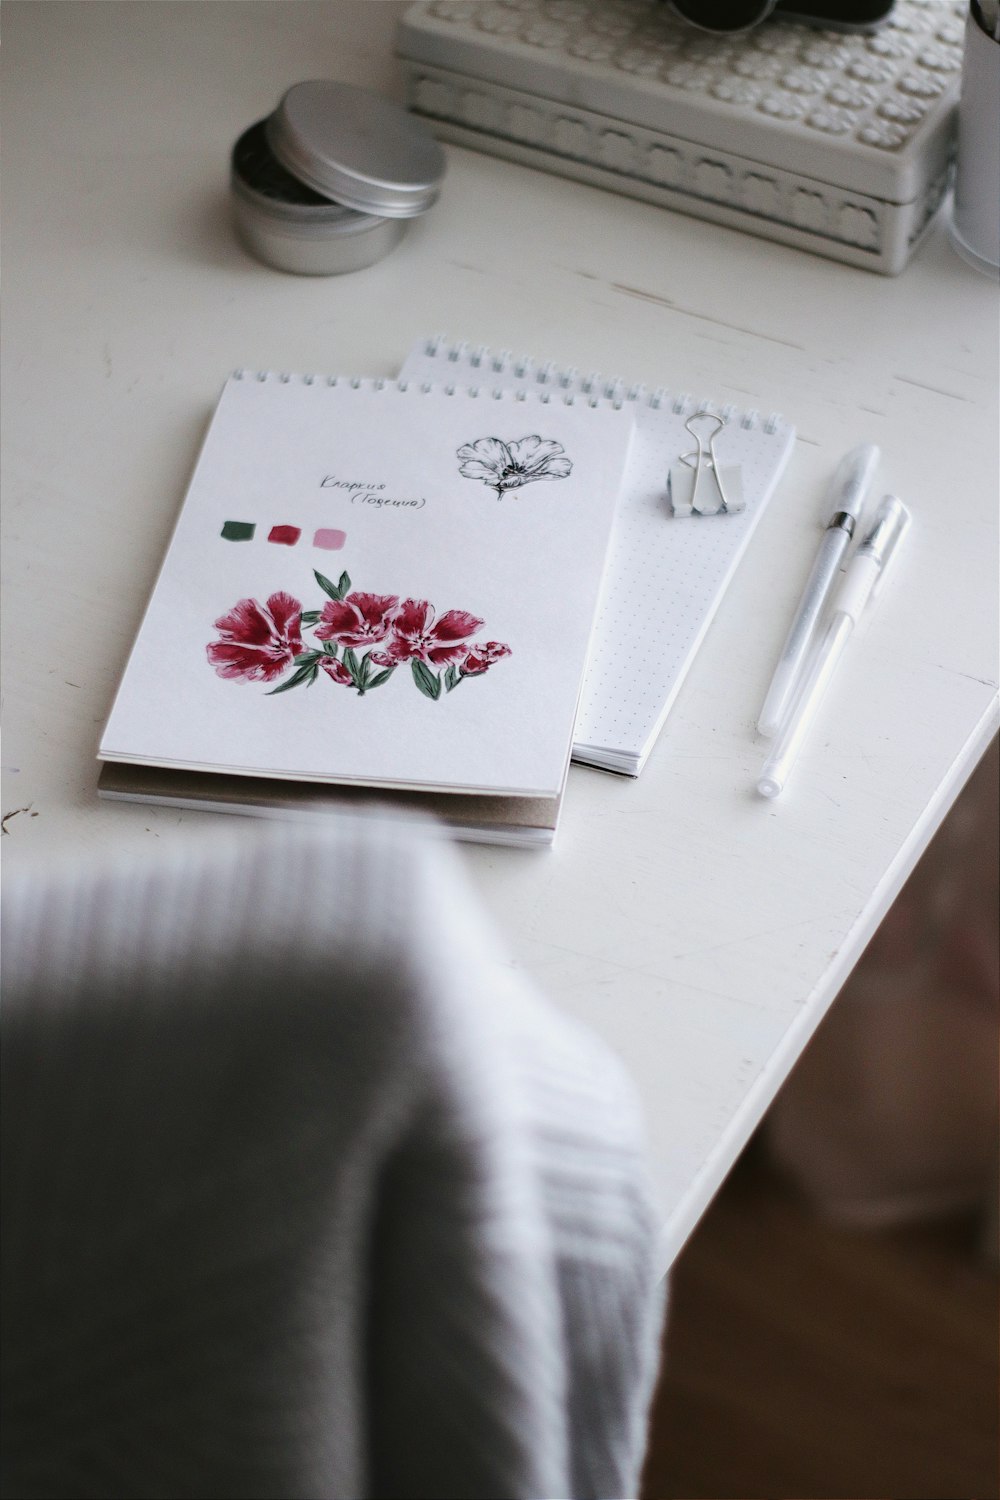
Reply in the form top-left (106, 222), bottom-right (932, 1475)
top-left (315, 591), bottom-right (399, 649)
top-left (319, 656), bottom-right (353, 686)
top-left (370, 599), bottom-right (484, 667)
top-left (461, 640), bottom-right (513, 676)
top-left (207, 571), bottom-right (510, 702)
top-left (206, 591), bottom-right (303, 682)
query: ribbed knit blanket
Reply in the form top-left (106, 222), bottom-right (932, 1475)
top-left (2, 818), bottom-right (665, 1499)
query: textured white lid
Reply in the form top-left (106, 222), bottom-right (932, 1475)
top-left (266, 79), bottom-right (446, 218)
top-left (397, 0), bottom-right (964, 203)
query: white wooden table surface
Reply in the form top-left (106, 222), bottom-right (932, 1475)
top-left (3, 0), bottom-right (997, 1271)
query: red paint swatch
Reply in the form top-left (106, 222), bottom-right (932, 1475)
top-left (267, 525), bottom-right (301, 546)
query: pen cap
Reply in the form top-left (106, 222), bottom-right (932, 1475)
top-left (828, 442), bottom-right (880, 523)
top-left (833, 493), bottom-right (909, 623)
top-left (859, 494), bottom-right (910, 600)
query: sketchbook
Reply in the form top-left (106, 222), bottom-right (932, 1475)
top-left (98, 371), bottom-right (636, 847)
top-left (401, 337), bottom-right (797, 776)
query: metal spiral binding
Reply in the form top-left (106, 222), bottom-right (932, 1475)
top-left (229, 363), bottom-right (627, 409)
top-left (416, 337), bottom-right (786, 431)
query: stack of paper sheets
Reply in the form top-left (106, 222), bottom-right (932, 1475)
top-left (99, 371), bottom-right (636, 846)
top-left (99, 341), bottom-right (796, 843)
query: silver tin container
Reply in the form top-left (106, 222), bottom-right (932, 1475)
top-left (230, 82), bottom-right (446, 275)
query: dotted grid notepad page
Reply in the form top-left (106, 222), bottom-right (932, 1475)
top-left (401, 339), bottom-right (796, 775)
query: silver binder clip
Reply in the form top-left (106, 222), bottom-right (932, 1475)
top-left (667, 412), bottom-right (745, 518)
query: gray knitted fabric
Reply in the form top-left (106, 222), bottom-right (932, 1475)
top-left (2, 820), bottom-right (665, 1500)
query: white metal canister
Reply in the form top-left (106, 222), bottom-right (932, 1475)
top-left (230, 81), bottom-right (446, 275)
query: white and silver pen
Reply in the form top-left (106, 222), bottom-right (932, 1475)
top-left (757, 494), bottom-right (910, 799)
top-left (757, 443), bottom-right (880, 737)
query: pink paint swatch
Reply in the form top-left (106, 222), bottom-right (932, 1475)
top-left (267, 525), bottom-right (301, 546)
top-left (314, 528), bottom-right (347, 551)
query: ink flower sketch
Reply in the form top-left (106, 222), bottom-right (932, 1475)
top-left (457, 435), bottom-right (572, 498)
top-left (206, 570), bottom-right (511, 702)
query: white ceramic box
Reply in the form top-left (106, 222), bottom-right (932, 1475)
top-left (396, 0), bottom-right (966, 273)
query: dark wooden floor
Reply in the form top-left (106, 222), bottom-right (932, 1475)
top-left (641, 1141), bottom-right (999, 1500)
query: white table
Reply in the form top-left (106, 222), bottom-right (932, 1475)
top-left (3, 0), bottom-right (997, 1272)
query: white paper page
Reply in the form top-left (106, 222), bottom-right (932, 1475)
top-left (100, 375), bottom-right (635, 798)
top-left (401, 339), bottom-right (796, 772)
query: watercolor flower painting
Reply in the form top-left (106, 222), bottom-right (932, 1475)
top-left (205, 591), bottom-right (303, 682)
top-left (369, 600), bottom-right (483, 667)
top-left (314, 591), bottom-right (399, 649)
top-left (457, 435), bottom-right (572, 498)
top-left (206, 571), bottom-right (510, 703)
top-left (461, 641), bottom-right (512, 676)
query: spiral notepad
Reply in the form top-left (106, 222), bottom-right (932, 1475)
top-left (401, 338), bottom-right (797, 775)
top-left (98, 371), bottom-right (636, 846)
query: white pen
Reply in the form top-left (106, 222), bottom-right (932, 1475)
top-left (757, 494), bottom-right (911, 799)
top-left (757, 443), bottom-right (880, 737)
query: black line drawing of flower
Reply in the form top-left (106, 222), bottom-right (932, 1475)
top-left (456, 435), bottom-right (572, 498)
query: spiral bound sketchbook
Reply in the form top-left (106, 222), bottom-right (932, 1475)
top-left (401, 338), bottom-right (797, 776)
top-left (98, 372), bottom-right (636, 847)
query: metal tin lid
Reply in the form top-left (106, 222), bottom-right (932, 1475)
top-left (232, 119), bottom-right (360, 221)
top-left (266, 80), bottom-right (446, 219)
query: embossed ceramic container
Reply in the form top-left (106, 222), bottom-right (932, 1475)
top-left (396, 0), bottom-right (965, 273)
top-left (231, 81), bottom-right (446, 274)
top-left (948, 2), bottom-right (1000, 275)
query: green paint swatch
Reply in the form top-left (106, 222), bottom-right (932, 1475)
top-left (221, 520), bottom-right (255, 541)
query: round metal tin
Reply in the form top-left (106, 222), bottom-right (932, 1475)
top-left (230, 119), bottom-right (406, 275)
top-left (265, 80), bottom-right (446, 219)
